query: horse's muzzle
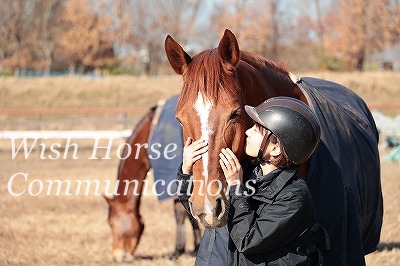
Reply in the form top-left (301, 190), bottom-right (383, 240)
top-left (190, 195), bottom-right (228, 228)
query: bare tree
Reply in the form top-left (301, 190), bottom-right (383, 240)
top-left (0, 1), bottom-right (14, 71)
top-left (208, 0), bottom-right (288, 59)
top-left (112, 0), bottom-right (203, 75)
top-left (2, 0), bottom-right (397, 74)
top-left (0, 0), bottom-right (65, 75)
top-left (32, 0), bottom-right (65, 75)
top-left (323, 0), bottom-right (400, 70)
top-left (209, 0), bottom-right (252, 49)
top-left (313, 0), bottom-right (325, 54)
top-left (56, 0), bottom-right (115, 74)
top-left (0, 0), bottom-right (36, 76)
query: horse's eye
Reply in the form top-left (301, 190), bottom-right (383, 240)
top-left (229, 109), bottom-right (241, 120)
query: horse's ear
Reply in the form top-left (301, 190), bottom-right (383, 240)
top-left (218, 29), bottom-right (240, 68)
top-left (103, 194), bottom-right (114, 205)
top-left (165, 35), bottom-right (192, 75)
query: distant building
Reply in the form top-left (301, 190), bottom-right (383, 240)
top-left (367, 42), bottom-right (400, 71)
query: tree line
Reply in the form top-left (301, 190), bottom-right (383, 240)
top-left (0, 0), bottom-right (399, 76)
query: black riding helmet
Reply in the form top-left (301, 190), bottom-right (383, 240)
top-left (245, 96), bottom-right (321, 165)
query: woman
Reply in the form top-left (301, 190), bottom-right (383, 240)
top-left (177, 96), bottom-right (323, 265)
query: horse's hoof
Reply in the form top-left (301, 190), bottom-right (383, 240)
top-left (168, 249), bottom-right (184, 260)
top-left (188, 249), bottom-right (198, 257)
top-left (125, 254), bottom-right (134, 263)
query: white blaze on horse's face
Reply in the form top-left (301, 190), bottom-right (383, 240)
top-left (194, 92), bottom-right (219, 225)
top-left (194, 92), bottom-right (213, 181)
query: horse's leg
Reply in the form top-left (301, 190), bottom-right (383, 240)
top-left (188, 212), bottom-right (201, 255)
top-left (170, 199), bottom-right (186, 260)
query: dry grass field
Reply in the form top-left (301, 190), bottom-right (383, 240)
top-left (0, 73), bottom-right (399, 265)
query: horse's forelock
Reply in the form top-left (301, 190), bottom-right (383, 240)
top-left (178, 49), bottom-right (241, 107)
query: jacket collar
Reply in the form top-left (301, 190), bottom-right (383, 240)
top-left (253, 166), bottom-right (299, 200)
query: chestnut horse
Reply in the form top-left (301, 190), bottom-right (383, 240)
top-left (165, 29), bottom-right (383, 264)
top-left (104, 105), bottom-right (201, 263)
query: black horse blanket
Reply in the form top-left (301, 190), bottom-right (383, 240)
top-left (148, 94), bottom-right (183, 201)
top-left (299, 77), bottom-right (383, 265)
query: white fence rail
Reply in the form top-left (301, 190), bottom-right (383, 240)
top-left (1, 112), bottom-right (398, 140)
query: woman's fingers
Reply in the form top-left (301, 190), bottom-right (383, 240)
top-left (219, 148), bottom-right (238, 169)
top-left (220, 148), bottom-right (242, 186)
top-left (184, 137), bottom-right (192, 147)
top-left (183, 138), bottom-right (208, 164)
top-left (219, 149), bottom-right (230, 170)
top-left (194, 141), bottom-right (208, 153)
top-left (219, 159), bottom-right (228, 176)
top-left (193, 139), bottom-right (207, 149)
top-left (219, 154), bottom-right (229, 169)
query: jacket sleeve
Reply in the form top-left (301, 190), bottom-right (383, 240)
top-left (175, 164), bottom-right (193, 215)
top-left (228, 184), bottom-right (312, 254)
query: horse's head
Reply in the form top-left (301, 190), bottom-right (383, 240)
top-left (104, 196), bottom-right (144, 263)
top-left (165, 29), bottom-right (302, 228)
top-left (164, 30), bottom-right (257, 228)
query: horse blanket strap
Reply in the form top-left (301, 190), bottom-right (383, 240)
top-left (148, 94), bottom-right (183, 201)
top-left (307, 222), bottom-right (331, 266)
top-left (148, 98), bottom-right (165, 139)
top-left (311, 222), bottom-right (331, 250)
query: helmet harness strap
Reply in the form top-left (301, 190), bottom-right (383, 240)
top-left (251, 131), bottom-right (273, 165)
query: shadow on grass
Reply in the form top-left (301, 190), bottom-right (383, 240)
top-left (376, 242), bottom-right (400, 251)
top-left (134, 250), bottom-right (197, 261)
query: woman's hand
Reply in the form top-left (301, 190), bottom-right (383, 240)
top-left (182, 137), bottom-right (208, 174)
top-left (219, 148), bottom-right (243, 186)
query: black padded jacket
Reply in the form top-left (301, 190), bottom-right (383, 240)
top-left (227, 166), bottom-right (317, 265)
top-left (176, 165), bottom-right (325, 266)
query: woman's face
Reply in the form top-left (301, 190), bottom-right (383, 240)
top-left (244, 124), bottom-right (266, 158)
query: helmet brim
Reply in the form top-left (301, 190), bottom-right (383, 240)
top-left (245, 105), bottom-right (268, 128)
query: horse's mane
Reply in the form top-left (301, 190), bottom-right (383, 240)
top-left (240, 51), bottom-right (289, 77)
top-left (177, 48), bottom-right (291, 108)
top-left (116, 106), bottom-right (156, 181)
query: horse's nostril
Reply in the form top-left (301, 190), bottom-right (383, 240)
top-left (215, 197), bottom-right (225, 219)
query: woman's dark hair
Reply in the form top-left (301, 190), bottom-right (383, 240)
top-left (268, 134), bottom-right (292, 169)
top-left (256, 123), bottom-right (292, 168)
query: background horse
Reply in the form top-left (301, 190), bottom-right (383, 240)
top-left (104, 100), bottom-right (201, 263)
top-left (164, 29), bottom-right (383, 265)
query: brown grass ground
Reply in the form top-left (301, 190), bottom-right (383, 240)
top-left (0, 72), bottom-right (399, 111)
top-left (0, 73), bottom-right (399, 265)
top-left (0, 144), bottom-right (399, 265)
